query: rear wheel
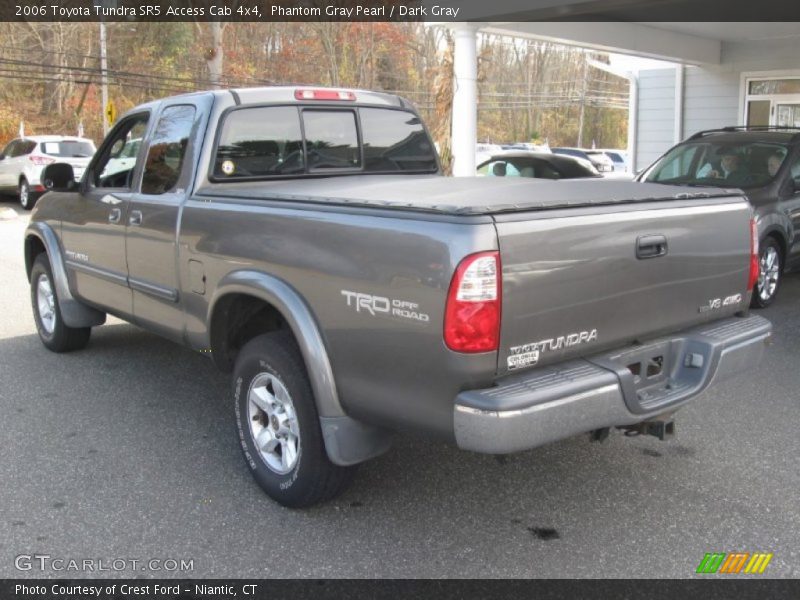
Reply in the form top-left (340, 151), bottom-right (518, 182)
top-left (30, 254), bottom-right (91, 352)
top-left (751, 237), bottom-right (782, 308)
top-left (233, 331), bottom-right (356, 508)
top-left (19, 178), bottom-right (37, 210)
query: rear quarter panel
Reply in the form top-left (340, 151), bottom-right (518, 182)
top-left (179, 199), bottom-right (499, 438)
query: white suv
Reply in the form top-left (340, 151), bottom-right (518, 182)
top-left (0, 135), bottom-right (96, 209)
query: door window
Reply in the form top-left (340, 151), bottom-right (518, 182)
top-left (526, 159), bottom-right (562, 179)
top-left (478, 160), bottom-right (521, 177)
top-left (141, 105), bottom-right (196, 195)
top-left (93, 114), bottom-right (150, 189)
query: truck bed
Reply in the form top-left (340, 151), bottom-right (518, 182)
top-left (195, 175), bottom-right (741, 215)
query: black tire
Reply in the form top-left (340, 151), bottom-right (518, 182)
top-left (30, 253), bottom-right (91, 352)
top-left (233, 331), bottom-right (356, 508)
top-left (19, 178), bottom-right (38, 210)
top-left (751, 237), bottom-right (782, 309)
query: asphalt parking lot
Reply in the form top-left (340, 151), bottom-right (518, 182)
top-left (1, 198), bottom-right (799, 579)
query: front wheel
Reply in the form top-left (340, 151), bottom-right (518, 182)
top-left (233, 331), bottom-right (356, 508)
top-left (30, 254), bottom-right (92, 352)
top-left (751, 237), bottom-right (782, 308)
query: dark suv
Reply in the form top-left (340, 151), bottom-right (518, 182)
top-left (638, 126), bottom-right (800, 307)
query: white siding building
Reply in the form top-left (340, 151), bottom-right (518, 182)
top-left (636, 34), bottom-right (800, 170)
top-left (442, 18), bottom-right (800, 175)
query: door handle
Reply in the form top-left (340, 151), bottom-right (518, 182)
top-left (636, 235), bottom-right (668, 259)
top-left (108, 208), bottom-right (122, 224)
top-left (128, 210), bottom-right (143, 226)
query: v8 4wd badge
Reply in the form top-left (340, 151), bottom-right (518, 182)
top-left (699, 293), bottom-right (742, 313)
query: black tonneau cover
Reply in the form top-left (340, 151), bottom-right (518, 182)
top-left (195, 175), bottom-right (741, 215)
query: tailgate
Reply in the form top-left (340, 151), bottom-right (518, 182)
top-left (495, 197), bottom-right (753, 375)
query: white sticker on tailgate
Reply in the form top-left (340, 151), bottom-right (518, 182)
top-left (507, 350), bottom-right (540, 370)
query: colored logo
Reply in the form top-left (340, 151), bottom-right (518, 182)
top-left (696, 552), bottom-right (773, 574)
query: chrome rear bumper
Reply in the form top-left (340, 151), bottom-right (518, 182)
top-left (454, 314), bottom-right (772, 454)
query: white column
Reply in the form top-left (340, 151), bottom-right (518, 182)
top-left (627, 74), bottom-right (638, 174)
top-left (451, 24), bottom-right (478, 177)
top-left (673, 64), bottom-right (685, 143)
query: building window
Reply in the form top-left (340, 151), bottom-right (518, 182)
top-left (744, 75), bottom-right (800, 127)
top-left (748, 79), bottom-right (800, 95)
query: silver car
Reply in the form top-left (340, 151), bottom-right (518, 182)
top-left (0, 135), bottom-right (96, 209)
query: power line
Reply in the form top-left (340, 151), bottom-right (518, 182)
top-left (0, 55), bottom-right (272, 90)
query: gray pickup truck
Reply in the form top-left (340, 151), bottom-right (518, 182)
top-left (25, 87), bottom-right (771, 507)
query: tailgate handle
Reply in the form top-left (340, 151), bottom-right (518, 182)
top-left (636, 235), bottom-right (668, 259)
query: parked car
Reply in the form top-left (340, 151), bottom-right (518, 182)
top-left (552, 147), bottom-right (615, 174)
top-left (598, 149), bottom-right (629, 172)
top-left (476, 142), bottom-right (505, 165)
top-left (477, 151), bottom-right (601, 179)
top-left (26, 86), bottom-right (770, 508)
top-left (501, 142), bottom-right (551, 153)
top-left (637, 126), bottom-right (800, 307)
top-left (0, 135), bottom-right (96, 209)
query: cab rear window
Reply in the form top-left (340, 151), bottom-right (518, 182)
top-left (212, 105), bottom-right (437, 180)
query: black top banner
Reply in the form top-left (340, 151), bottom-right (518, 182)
top-left (2, 0), bottom-right (800, 22)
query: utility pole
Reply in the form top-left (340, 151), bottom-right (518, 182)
top-left (95, 0), bottom-right (115, 135)
top-left (576, 54), bottom-right (588, 148)
top-left (100, 19), bottom-right (109, 135)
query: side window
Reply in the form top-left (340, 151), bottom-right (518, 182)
top-left (790, 153), bottom-right (800, 185)
top-left (3, 140), bottom-right (20, 158)
top-left (485, 160), bottom-right (520, 177)
top-left (652, 145), bottom-right (701, 181)
top-left (19, 141), bottom-right (36, 155)
top-left (141, 105), bottom-right (196, 195)
top-left (529, 160), bottom-right (561, 179)
top-left (94, 115), bottom-right (150, 188)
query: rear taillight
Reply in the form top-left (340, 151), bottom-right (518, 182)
top-left (294, 89), bottom-right (357, 101)
top-left (747, 218), bottom-right (760, 291)
top-left (444, 251), bottom-right (501, 353)
top-left (29, 155), bottom-right (56, 166)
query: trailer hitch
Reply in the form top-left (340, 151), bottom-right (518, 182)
top-left (619, 418), bottom-right (675, 441)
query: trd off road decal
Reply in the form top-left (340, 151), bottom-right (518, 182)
top-left (65, 250), bottom-right (89, 262)
top-left (341, 290), bottom-right (430, 323)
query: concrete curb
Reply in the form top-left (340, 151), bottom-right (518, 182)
top-left (0, 207), bottom-right (18, 221)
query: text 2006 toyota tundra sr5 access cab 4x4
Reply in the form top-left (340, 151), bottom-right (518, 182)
top-left (25, 87), bottom-right (771, 507)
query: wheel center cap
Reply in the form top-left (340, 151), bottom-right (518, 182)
top-left (270, 415), bottom-right (279, 430)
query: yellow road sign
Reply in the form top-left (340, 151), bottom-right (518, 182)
top-left (105, 100), bottom-right (116, 126)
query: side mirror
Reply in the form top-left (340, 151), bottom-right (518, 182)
top-left (0, 154), bottom-right (5, 160)
top-left (41, 163), bottom-right (76, 192)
